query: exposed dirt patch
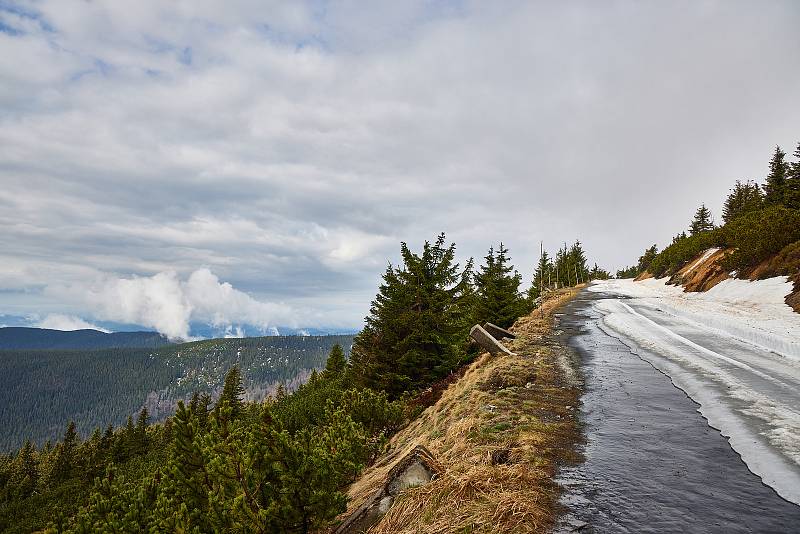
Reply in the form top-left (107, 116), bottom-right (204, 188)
top-left (674, 244), bottom-right (800, 313)
top-left (634, 245), bottom-right (800, 315)
top-left (745, 242), bottom-right (800, 312)
top-left (786, 277), bottom-right (800, 314)
top-left (668, 248), bottom-right (731, 292)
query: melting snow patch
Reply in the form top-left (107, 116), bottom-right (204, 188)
top-left (589, 277), bottom-right (800, 504)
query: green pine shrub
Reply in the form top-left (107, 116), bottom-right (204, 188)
top-left (647, 228), bottom-right (726, 278)
top-left (721, 206), bottom-right (800, 273)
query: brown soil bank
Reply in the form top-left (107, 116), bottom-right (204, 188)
top-left (643, 246), bottom-right (800, 313)
top-left (668, 247), bottom-right (731, 292)
top-left (337, 287), bottom-right (584, 533)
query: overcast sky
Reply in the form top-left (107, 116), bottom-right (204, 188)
top-left (1, 1), bottom-right (799, 337)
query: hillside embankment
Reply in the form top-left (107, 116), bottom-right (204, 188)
top-left (636, 247), bottom-right (800, 313)
top-left (336, 286), bottom-right (584, 533)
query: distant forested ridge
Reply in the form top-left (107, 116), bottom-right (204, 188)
top-left (0, 327), bottom-right (171, 350)
top-left (0, 335), bottom-right (353, 451)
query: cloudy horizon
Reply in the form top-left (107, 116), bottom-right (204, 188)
top-left (1, 1), bottom-right (799, 337)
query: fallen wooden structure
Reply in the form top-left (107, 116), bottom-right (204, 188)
top-left (483, 322), bottom-right (516, 340)
top-left (469, 324), bottom-right (514, 356)
top-left (334, 445), bottom-right (443, 533)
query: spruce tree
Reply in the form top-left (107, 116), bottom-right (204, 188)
top-left (787, 142), bottom-right (800, 209)
top-left (351, 233), bottom-right (472, 397)
top-left (553, 244), bottom-right (569, 288)
top-left (568, 241), bottom-right (589, 284)
top-left (135, 407), bottom-right (149, 453)
top-left (0, 453), bottom-right (11, 502)
top-left (48, 421), bottom-right (79, 483)
top-left (81, 428), bottom-right (103, 475)
top-left (324, 344), bottom-right (347, 376)
top-left (473, 243), bottom-right (525, 328)
top-left (112, 415), bottom-right (135, 462)
top-left (197, 392), bottom-right (211, 429)
top-left (637, 244), bottom-right (658, 274)
top-left (188, 391), bottom-right (200, 416)
top-left (764, 145), bottom-right (789, 205)
top-left (689, 204), bottom-right (715, 235)
top-left (528, 250), bottom-right (553, 300)
top-left (589, 263), bottom-right (610, 280)
top-left (124, 416), bottom-right (135, 449)
top-left (100, 424), bottom-right (114, 452)
top-left (216, 366), bottom-right (245, 419)
top-left (161, 418), bottom-right (174, 446)
top-left (10, 440), bottom-right (38, 498)
top-left (722, 180), bottom-right (763, 223)
top-left (161, 401), bottom-right (214, 531)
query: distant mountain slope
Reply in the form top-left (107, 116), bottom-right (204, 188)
top-left (0, 334), bottom-right (353, 451)
top-left (0, 327), bottom-right (172, 350)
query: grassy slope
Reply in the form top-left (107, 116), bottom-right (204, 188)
top-left (341, 287), bottom-right (583, 533)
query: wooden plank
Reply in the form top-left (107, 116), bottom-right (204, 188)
top-left (483, 322), bottom-right (516, 340)
top-left (470, 325), bottom-right (514, 356)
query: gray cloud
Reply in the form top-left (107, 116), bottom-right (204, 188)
top-left (1, 1), bottom-right (799, 333)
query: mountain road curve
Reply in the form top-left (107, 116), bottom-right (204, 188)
top-left (555, 277), bottom-right (800, 533)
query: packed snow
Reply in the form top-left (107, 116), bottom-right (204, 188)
top-left (588, 277), bottom-right (800, 504)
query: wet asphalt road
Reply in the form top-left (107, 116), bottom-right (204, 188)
top-left (554, 289), bottom-right (800, 533)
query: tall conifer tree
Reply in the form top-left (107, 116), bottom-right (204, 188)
top-left (689, 204), bottom-right (715, 235)
top-left (473, 243), bottom-right (525, 329)
top-left (787, 142), bottom-right (800, 209)
top-left (568, 241), bottom-right (589, 283)
top-left (135, 407), bottom-right (149, 453)
top-left (10, 440), bottom-right (38, 498)
top-left (722, 180), bottom-right (763, 223)
top-left (216, 366), bottom-right (245, 419)
top-left (637, 245), bottom-right (658, 274)
top-left (528, 250), bottom-right (553, 300)
top-left (350, 234), bottom-right (472, 397)
top-left (324, 344), bottom-right (347, 376)
top-left (764, 145), bottom-right (789, 205)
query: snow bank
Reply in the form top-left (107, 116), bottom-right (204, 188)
top-left (589, 277), bottom-right (799, 361)
top-left (588, 277), bottom-right (800, 504)
top-left (703, 276), bottom-right (794, 306)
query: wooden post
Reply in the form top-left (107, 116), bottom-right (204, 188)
top-left (555, 255), bottom-right (559, 289)
top-left (540, 241), bottom-right (545, 317)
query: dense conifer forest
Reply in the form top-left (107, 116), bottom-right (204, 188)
top-left (0, 335), bottom-right (353, 451)
top-left (617, 142), bottom-right (800, 280)
top-left (0, 235), bottom-right (605, 533)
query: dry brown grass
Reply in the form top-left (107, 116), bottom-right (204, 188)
top-left (339, 287), bottom-right (584, 534)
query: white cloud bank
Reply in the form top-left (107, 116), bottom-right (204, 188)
top-left (37, 314), bottom-right (110, 332)
top-left (46, 269), bottom-right (295, 340)
top-left (1, 1), bottom-right (799, 329)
